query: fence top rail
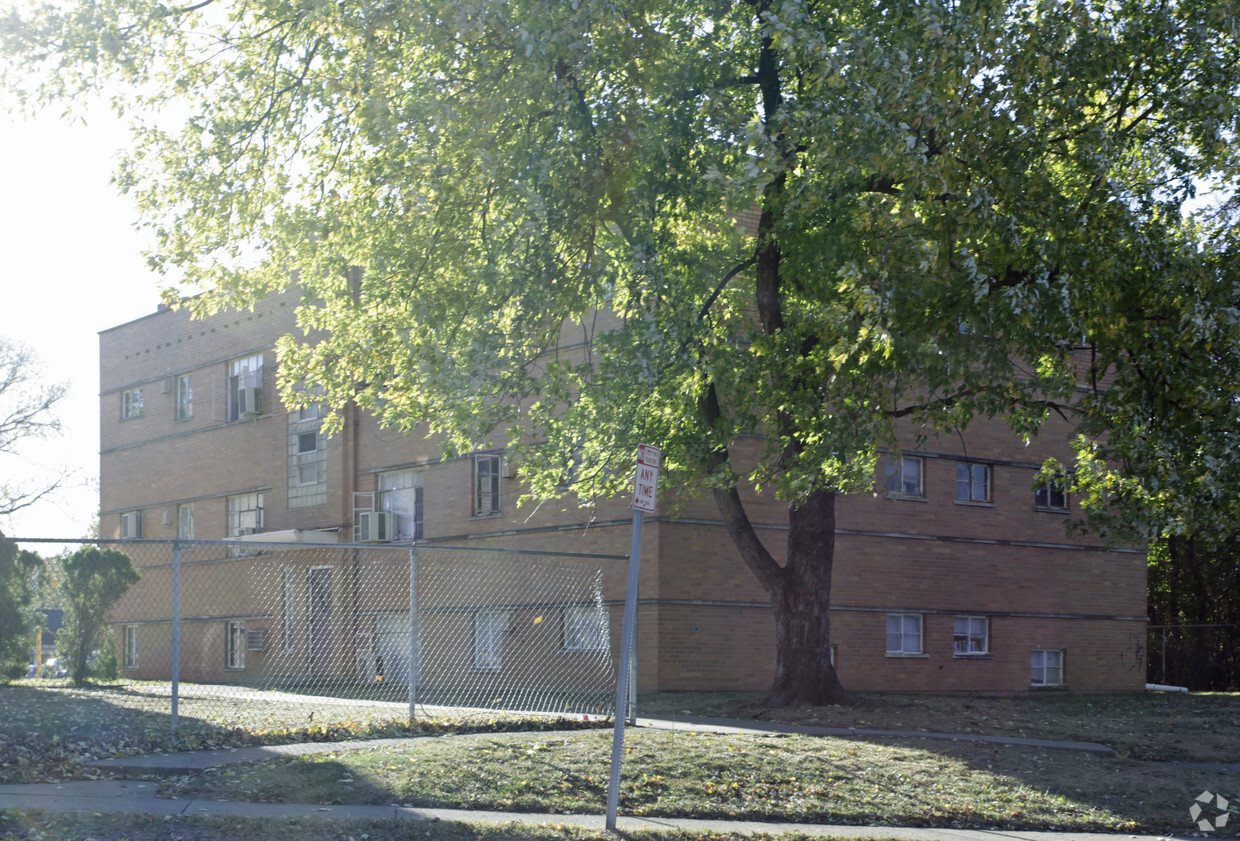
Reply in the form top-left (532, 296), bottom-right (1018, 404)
top-left (1149, 623), bottom-right (1239, 630)
top-left (0, 536), bottom-right (629, 561)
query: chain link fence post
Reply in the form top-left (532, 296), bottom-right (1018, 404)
top-left (408, 543), bottom-right (418, 721)
top-left (171, 540), bottom-right (181, 735)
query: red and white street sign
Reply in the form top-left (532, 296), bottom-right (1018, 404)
top-left (637, 444), bottom-right (660, 468)
top-left (633, 444), bottom-right (660, 513)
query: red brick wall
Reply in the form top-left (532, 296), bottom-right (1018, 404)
top-left (99, 297), bottom-right (1148, 694)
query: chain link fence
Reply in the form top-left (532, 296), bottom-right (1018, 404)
top-left (12, 538), bottom-right (622, 731)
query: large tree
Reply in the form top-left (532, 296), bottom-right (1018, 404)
top-left (0, 338), bottom-right (68, 521)
top-left (5, 0), bottom-right (1238, 704)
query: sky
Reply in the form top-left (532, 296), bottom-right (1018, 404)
top-left (0, 103), bottom-right (165, 542)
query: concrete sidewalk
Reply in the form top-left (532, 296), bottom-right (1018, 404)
top-left (0, 779), bottom-right (1188, 841)
top-left (0, 716), bottom-right (1186, 840)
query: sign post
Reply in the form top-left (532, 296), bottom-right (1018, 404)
top-left (605, 444), bottom-right (659, 831)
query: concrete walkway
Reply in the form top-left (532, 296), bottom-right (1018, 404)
top-left (0, 717), bottom-right (1191, 840)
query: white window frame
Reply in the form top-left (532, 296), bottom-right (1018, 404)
top-left (226, 621), bottom-right (246, 670)
top-left (885, 455), bottom-right (924, 498)
top-left (955, 462), bottom-right (991, 503)
top-left (297, 430), bottom-right (318, 455)
top-left (563, 604), bottom-right (609, 652)
top-left (178, 504), bottom-right (194, 540)
top-left (1034, 480), bottom-right (1069, 511)
top-left (227, 354), bottom-right (264, 422)
top-left (953, 615), bottom-right (989, 656)
top-left (123, 625), bottom-right (139, 670)
top-left (120, 511), bottom-right (142, 539)
top-left (886, 613), bottom-right (923, 656)
top-left (122, 387), bottom-right (144, 420)
top-left (227, 492), bottom-right (265, 537)
top-left (296, 461), bottom-right (319, 486)
top-left (1031, 649), bottom-right (1065, 686)
top-left (474, 610), bottom-right (504, 671)
top-left (378, 469), bottom-right (423, 540)
top-left (473, 454), bottom-right (501, 516)
top-left (176, 374), bottom-right (193, 420)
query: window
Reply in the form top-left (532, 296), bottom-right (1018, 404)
top-left (1034, 480), bottom-right (1069, 510)
top-left (121, 388), bottom-right (144, 420)
top-left (378, 469), bottom-right (424, 540)
top-left (474, 610), bottom-right (504, 670)
top-left (226, 621), bottom-right (246, 670)
top-left (227, 492), bottom-right (264, 537)
top-left (955, 463), bottom-right (991, 502)
top-left (176, 374), bottom-right (193, 420)
top-left (885, 455), bottom-right (923, 497)
top-left (123, 625), bottom-right (139, 670)
top-left (120, 511), bottom-right (141, 539)
top-left (227, 354), bottom-right (264, 421)
top-left (296, 403), bottom-right (321, 422)
top-left (178, 504), bottom-right (194, 540)
top-left (295, 429), bottom-right (320, 485)
top-left (283, 569), bottom-right (296, 651)
top-left (953, 616), bottom-right (989, 655)
top-left (563, 605), bottom-right (609, 652)
top-left (1031, 649), bottom-right (1064, 686)
top-left (886, 613), bottom-right (923, 655)
top-left (473, 454), bottom-right (501, 515)
top-left (288, 411), bottom-right (326, 506)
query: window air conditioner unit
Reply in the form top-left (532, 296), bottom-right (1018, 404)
top-left (358, 510), bottom-right (393, 543)
top-left (237, 386), bottom-right (263, 416)
top-left (120, 512), bottom-right (141, 539)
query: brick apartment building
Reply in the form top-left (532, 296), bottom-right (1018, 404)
top-left (99, 289), bottom-right (1148, 694)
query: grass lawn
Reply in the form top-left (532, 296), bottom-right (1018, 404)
top-left (158, 727), bottom-right (1237, 834)
top-left (1, 682), bottom-right (1238, 837)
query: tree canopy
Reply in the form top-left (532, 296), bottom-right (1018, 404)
top-left (0, 338), bottom-right (68, 521)
top-left (5, 0), bottom-right (1239, 701)
top-left (58, 545), bottom-right (138, 686)
top-left (0, 535), bottom-right (43, 679)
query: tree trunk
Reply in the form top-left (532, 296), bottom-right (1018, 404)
top-left (763, 488), bottom-right (855, 706)
top-left (710, 465), bottom-right (856, 706)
